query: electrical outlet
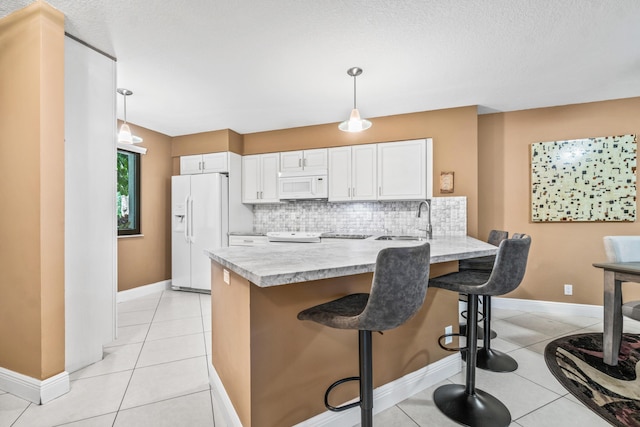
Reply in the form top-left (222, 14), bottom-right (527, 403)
top-left (564, 284), bottom-right (573, 295)
top-left (444, 325), bottom-right (453, 344)
top-left (223, 269), bottom-right (230, 285)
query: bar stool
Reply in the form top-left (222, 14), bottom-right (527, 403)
top-left (458, 230), bottom-right (509, 342)
top-left (430, 236), bottom-right (531, 427)
top-left (297, 243), bottom-right (431, 427)
top-left (463, 231), bottom-right (522, 373)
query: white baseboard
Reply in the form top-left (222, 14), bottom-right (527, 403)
top-left (117, 280), bottom-right (172, 303)
top-left (0, 368), bottom-right (69, 404)
top-left (209, 354), bottom-right (461, 427)
top-left (209, 365), bottom-right (244, 427)
top-left (492, 297), bottom-right (602, 318)
top-left (295, 353), bottom-right (461, 427)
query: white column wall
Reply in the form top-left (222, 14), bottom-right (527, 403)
top-left (64, 36), bottom-right (117, 373)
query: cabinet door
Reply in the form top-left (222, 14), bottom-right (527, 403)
top-left (280, 151), bottom-right (303, 172)
top-left (202, 152), bottom-right (229, 173)
top-left (352, 144), bottom-right (378, 201)
top-left (377, 139), bottom-right (426, 200)
top-left (180, 155), bottom-right (202, 175)
top-left (303, 148), bottom-right (328, 170)
top-left (328, 147), bottom-right (352, 201)
top-left (242, 155), bottom-right (261, 203)
top-left (260, 153), bottom-right (280, 203)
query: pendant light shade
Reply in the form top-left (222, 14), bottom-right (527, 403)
top-left (338, 67), bottom-right (372, 132)
top-left (117, 88), bottom-right (143, 144)
top-left (118, 123), bottom-right (133, 144)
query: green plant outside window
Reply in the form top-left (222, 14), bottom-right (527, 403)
top-left (117, 150), bottom-right (141, 235)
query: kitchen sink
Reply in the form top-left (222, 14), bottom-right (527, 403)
top-left (375, 235), bottom-right (424, 241)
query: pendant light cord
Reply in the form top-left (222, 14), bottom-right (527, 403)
top-left (123, 94), bottom-right (128, 124)
top-left (353, 75), bottom-right (357, 109)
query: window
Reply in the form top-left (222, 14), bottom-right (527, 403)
top-left (117, 149), bottom-right (141, 235)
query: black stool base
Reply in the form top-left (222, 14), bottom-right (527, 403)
top-left (433, 384), bottom-right (511, 427)
top-left (476, 348), bottom-right (518, 372)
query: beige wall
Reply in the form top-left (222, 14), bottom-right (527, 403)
top-left (171, 129), bottom-right (244, 175)
top-left (118, 123), bottom-right (173, 291)
top-left (0, 3), bottom-right (66, 379)
top-left (478, 97), bottom-right (640, 305)
top-left (244, 106), bottom-right (480, 236)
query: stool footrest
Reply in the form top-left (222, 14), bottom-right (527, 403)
top-left (461, 310), bottom-right (486, 322)
top-left (324, 376), bottom-right (361, 412)
top-left (437, 333), bottom-right (466, 352)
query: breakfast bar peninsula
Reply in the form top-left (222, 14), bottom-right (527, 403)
top-left (205, 236), bottom-right (497, 427)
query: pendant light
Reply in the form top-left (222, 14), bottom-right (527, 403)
top-left (117, 88), bottom-right (143, 144)
top-left (338, 67), bottom-right (372, 132)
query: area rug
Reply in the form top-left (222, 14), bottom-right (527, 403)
top-left (544, 333), bottom-right (640, 426)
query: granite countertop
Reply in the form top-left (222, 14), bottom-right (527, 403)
top-left (206, 236), bottom-right (498, 288)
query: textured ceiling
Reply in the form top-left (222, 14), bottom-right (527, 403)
top-left (3, 0), bottom-right (640, 136)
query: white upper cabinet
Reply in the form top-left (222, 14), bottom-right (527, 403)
top-left (328, 147), bottom-right (351, 201)
top-left (377, 139), bottom-right (432, 201)
top-left (328, 144), bottom-right (377, 202)
top-left (242, 153), bottom-right (280, 203)
top-left (180, 152), bottom-right (229, 174)
top-left (280, 149), bottom-right (328, 172)
top-left (180, 155), bottom-right (202, 175)
top-left (352, 145), bottom-right (378, 200)
top-left (202, 152), bottom-right (229, 173)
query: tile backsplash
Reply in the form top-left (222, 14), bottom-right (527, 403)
top-left (252, 197), bottom-right (467, 236)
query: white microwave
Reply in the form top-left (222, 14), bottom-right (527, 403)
top-left (278, 170), bottom-right (328, 200)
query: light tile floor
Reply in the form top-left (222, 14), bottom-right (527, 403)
top-left (2, 290), bottom-right (638, 426)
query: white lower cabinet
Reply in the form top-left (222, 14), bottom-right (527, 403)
top-left (328, 144), bottom-right (377, 202)
top-left (242, 153), bottom-right (280, 203)
top-left (229, 235), bottom-right (269, 246)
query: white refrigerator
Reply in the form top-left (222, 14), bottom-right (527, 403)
top-left (172, 173), bottom-right (229, 291)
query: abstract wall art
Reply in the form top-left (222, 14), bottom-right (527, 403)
top-left (530, 134), bottom-right (637, 222)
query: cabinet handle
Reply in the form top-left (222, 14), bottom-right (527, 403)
top-left (257, 191), bottom-right (259, 199)
top-left (199, 161), bottom-right (203, 170)
top-left (299, 158), bottom-right (302, 167)
top-left (353, 187), bottom-right (355, 197)
top-left (260, 191), bottom-right (263, 199)
top-left (379, 186), bottom-right (381, 196)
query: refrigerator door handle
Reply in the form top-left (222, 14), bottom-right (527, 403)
top-left (184, 195), bottom-right (190, 242)
top-left (189, 196), bottom-right (195, 241)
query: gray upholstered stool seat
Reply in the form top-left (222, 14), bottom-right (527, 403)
top-left (298, 243), bottom-right (431, 427)
top-left (430, 236), bottom-right (531, 427)
top-left (298, 293), bottom-right (370, 328)
top-left (459, 255), bottom-right (497, 271)
top-left (457, 230), bottom-right (509, 344)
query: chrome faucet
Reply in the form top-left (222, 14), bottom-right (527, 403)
top-left (416, 199), bottom-right (433, 239)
